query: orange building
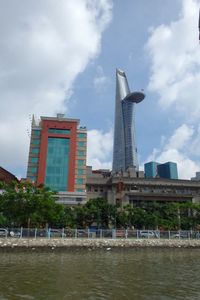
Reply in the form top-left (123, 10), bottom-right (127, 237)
top-left (27, 114), bottom-right (87, 204)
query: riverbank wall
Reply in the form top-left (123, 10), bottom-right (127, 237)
top-left (1, 238), bottom-right (200, 251)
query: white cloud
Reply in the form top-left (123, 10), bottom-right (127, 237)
top-left (93, 65), bottom-right (110, 92)
top-left (188, 125), bottom-right (200, 156)
top-left (166, 124), bottom-right (194, 151)
top-left (0, 0), bottom-right (112, 173)
top-left (87, 128), bottom-right (113, 169)
top-left (144, 124), bottom-right (200, 179)
top-left (145, 0), bottom-right (200, 179)
top-left (157, 148), bottom-right (198, 180)
top-left (146, 0), bottom-right (200, 120)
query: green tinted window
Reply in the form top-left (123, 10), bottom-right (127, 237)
top-left (77, 160), bottom-right (85, 166)
top-left (45, 137), bottom-right (70, 191)
top-left (78, 141), bottom-right (86, 148)
top-left (32, 139), bottom-right (40, 145)
top-left (32, 148), bottom-right (39, 154)
top-left (76, 178), bottom-right (84, 185)
top-left (77, 133), bottom-right (86, 138)
top-left (76, 188), bottom-right (84, 192)
top-left (33, 130), bottom-right (41, 136)
top-left (77, 150), bottom-right (85, 156)
top-left (30, 167), bottom-right (37, 173)
top-left (77, 169), bottom-right (85, 175)
top-left (48, 128), bottom-right (70, 134)
top-left (31, 157), bottom-right (38, 163)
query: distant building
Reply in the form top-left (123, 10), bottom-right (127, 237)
top-left (0, 166), bottom-right (18, 184)
top-left (191, 172), bottom-right (200, 181)
top-left (144, 161), bottom-right (178, 180)
top-left (157, 162), bottom-right (178, 180)
top-left (86, 166), bottom-right (200, 206)
top-left (27, 114), bottom-right (87, 204)
top-left (144, 162), bottom-right (159, 178)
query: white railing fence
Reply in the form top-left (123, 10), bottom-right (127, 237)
top-left (0, 228), bottom-right (200, 240)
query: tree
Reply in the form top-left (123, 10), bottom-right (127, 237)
top-left (0, 182), bottom-right (65, 227)
top-left (73, 198), bottom-right (117, 228)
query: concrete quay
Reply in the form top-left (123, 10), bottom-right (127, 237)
top-left (1, 238), bottom-right (200, 250)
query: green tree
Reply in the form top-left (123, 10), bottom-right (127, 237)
top-left (0, 182), bottom-right (65, 227)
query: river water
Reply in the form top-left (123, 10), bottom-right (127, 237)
top-left (0, 248), bottom-right (200, 300)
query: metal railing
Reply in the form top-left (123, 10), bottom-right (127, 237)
top-left (1, 228), bottom-right (200, 240)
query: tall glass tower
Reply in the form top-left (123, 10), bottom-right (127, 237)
top-left (112, 69), bottom-right (145, 172)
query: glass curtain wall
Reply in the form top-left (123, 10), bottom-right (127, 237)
top-left (45, 137), bottom-right (70, 191)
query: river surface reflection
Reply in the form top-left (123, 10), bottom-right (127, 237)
top-left (0, 248), bottom-right (200, 300)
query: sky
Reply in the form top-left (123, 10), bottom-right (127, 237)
top-left (0, 0), bottom-right (200, 180)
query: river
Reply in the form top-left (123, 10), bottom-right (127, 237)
top-left (0, 248), bottom-right (200, 299)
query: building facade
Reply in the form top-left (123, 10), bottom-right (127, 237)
top-left (157, 162), bottom-right (178, 180)
top-left (191, 172), bottom-right (200, 181)
top-left (27, 114), bottom-right (87, 204)
top-left (144, 161), bottom-right (178, 180)
top-left (144, 162), bottom-right (159, 178)
top-left (86, 167), bottom-right (200, 206)
top-left (112, 69), bottom-right (145, 172)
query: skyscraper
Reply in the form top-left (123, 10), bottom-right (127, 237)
top-left (27, 114), bottom-right (87, 204)
top-left (112, 69), bottom-right (145, 172)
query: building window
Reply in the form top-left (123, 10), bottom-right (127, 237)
top-left (77, 169), bottom-right (85, 175)
top-left (76, 178), bottom-right (84, 185)
top-left (30, 167), bottom-right (37, 173)
top-left (48, 128), bottom-right (70, 134)
top-left (76, 198), bottom-right (82, 202)
top-left (76, 188), bottom-right (84, 192)
top-left (31, 157), bottom-right (38, 163)
top-left (77, 160), bottom-right (85, 166)
top-left (45, 137), bottom-right (70, 191)
top-left (77, 133), bottom-right (86, 138)
top-left (32, 148), bottom-right (39, 154)
top-left (78, 141), bottom-right (86, 148)
top-left (77, 150), bottom-right (85, 156)
top-left (33, 130), bottom-right (41, 136)
top-left (32, 139), bottom-right (40, 145)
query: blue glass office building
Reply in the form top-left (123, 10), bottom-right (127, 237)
top-left (157, 162), bottom-right (178, 180)
top-left (112, 69), bottom-right (145, 172)
top-left (144, 161), bottom-right (178, 179)
top-left (144, 162), bottom-right (159, 178)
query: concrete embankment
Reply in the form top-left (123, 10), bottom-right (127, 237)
top-left (1, 238), bottom-right (200, 251)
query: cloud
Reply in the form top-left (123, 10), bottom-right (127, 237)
top-left (144, 124), bottom-right (200, 179)
top-left (145, 0), bottom-right (200, 179)
top-left (146, 0), bottom-right (200, 120)
top-left (189, 125), bottom-right (200, 156)
top-left (93, 65), bottom-right (110, 92)
top-left (0, 0), bottom-right (112, 173)
top-left (156, 148), bottom-right (198, 180)
top-left (87, 128), bottom-right (113, 169)
top-left (166, 124), bottom-right (194, 151)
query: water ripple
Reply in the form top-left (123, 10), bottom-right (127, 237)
top-left (0, 249), bottom-right (200, 300)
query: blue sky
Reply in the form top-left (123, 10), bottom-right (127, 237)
top-left (0, 0), bottom-right (200, 179)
